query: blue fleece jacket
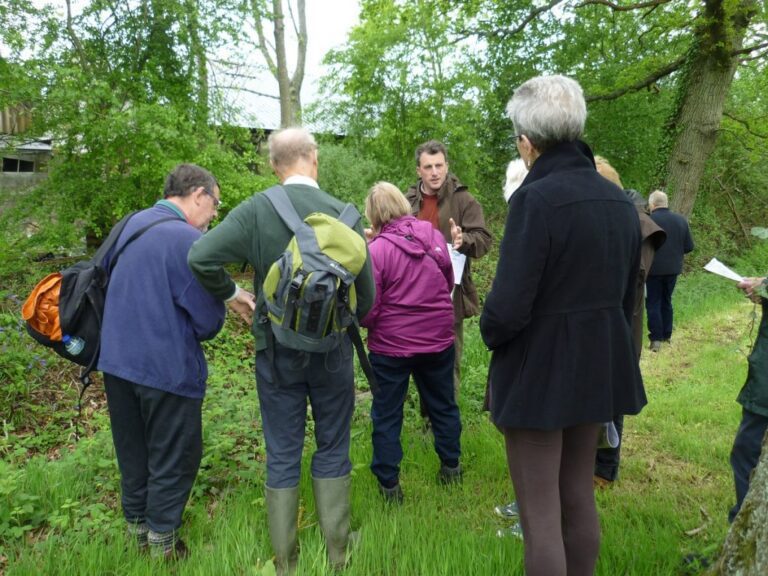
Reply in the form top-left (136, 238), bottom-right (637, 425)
top-left (98, 203), bottom-right (226, 398)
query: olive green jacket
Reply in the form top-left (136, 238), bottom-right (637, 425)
top-left (188, 183), bottom-right (375, 351)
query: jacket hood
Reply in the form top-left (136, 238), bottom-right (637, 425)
top-left (376, 215), bottom-right (441, 258)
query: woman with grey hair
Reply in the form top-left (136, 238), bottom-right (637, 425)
top-left (480, 75), bottom-right (645, 575)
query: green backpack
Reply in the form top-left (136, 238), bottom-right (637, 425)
top-left (261, 187), bottom-right (374, 388)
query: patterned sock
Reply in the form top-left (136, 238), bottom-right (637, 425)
top-left (126, 520), bottom-right (149, 550)
top-left (148, 529), bottom-right (176, 557)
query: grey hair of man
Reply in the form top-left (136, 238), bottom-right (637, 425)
top-left (164, 163), bottom-right (218, 198)
top-left (506, 75), bottom-right (587, 153)
top-left (415, 140), bottom-right (449, 165)
top-left (503, 158), bottom-right (529, 203)
top-left (648, 190), bottom-right (669, 209)
top-left (268, 127), bottom-right (318, 169)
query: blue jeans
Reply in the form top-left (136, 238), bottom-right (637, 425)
top-left (729, 408), bottom-right (768, 522)
top-left (645, 274), bottom-right (678, 341)
top-left (369, 345), bottom-right (461, 487)
top-left (255, 339), bottom-right (355, 488)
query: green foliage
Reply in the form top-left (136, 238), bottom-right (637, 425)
top-left (316, 141), bottom-right (385, 207)
top-left (0, 308), bottom-right (56, 432)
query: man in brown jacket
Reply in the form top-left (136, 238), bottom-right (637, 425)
top-left (405, 140), bottom-right (492, 396)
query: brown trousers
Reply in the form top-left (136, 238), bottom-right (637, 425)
top-left (504, 424), bottom-right (602, 576)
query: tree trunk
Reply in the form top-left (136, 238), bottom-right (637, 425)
top-left (662, 0), bottom-right (756, 218)
top-left (710, 432), bottom-right (768, 575)
top-left (185, 0), bottom-right (209, 127)
top-left (253, 0), bottom-right (307, 127)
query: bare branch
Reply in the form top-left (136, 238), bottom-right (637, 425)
top-left (291, 0), bottom-right (307, 87)
top-left (251, 0), bottom-right (277, 75)
top-left (586, 54), bottom-right (686, 101)
top-left (732, 39), bottom-right (768, 57)
top-left (740, 48), bottom-right (768, 62)
top-left (574, 0), bottom-right (673, 11)
top-left (216, 85), bottom-right (280, 100)
top-left (64, 0), bottom-right (91, 74)
top-left (286, 0), bottom-right (300, 39)
top-left (723, 111), bottom-right (768, 139)
top-left (461, 0), bottom-right (566, 41)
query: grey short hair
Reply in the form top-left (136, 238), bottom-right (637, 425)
top-left (649, 190), bottom-right (669, 208)
top-left (503, 158), bottom-right (528, 203)
top-left (506, 75), bottom-right (587, 152)
top-left (268, 127), bottom-right (318, 169)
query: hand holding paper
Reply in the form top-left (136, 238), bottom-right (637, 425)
top-left (703, 258), bottom-right (744, 282)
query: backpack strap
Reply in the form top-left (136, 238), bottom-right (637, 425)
top-left (263, 185), bottom-right (304, 233)
top-left (347, 320), bottom-right (378, 394)
top-left (338, 203), bottom-right (361, 229)
top-left (77, 215), bottom-right (180, 396)
top-left (106, 216), bottom-right (180, 273)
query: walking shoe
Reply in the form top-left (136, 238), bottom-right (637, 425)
top-left (438, 463), bottom-right (463, 485)
top-left (378, 483), bottom-right (404, 504)
top-left (494, 501), bottom-right (519, 519)
top-left (649, 340), bottom-right (662, 352)
top-left (496, 522), bottom-right (524, 540)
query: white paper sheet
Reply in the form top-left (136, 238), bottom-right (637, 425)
top-left (703, 257), bottom-right (744, 282)
top-left (449, 243), bottom-right (466, 286)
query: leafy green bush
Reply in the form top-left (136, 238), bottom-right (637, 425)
top-left (316, 142), bottom-right (387, 209)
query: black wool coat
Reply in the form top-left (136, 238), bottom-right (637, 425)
top-left (480, 141), bottom-right (646, 430)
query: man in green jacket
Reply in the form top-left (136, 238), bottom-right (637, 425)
top-left (405, 140), bottom-right (492, 395)
top-left (187, 127), bottom-right (375, 575)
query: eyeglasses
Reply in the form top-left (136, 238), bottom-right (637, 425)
top-left (513, 134), bottom-right (524, 142)
top-left (202, 188), bottom-right (221, 208)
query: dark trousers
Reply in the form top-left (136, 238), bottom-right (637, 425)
top-left (255, 339), bottom-right (355, 489)
top-left (729, 408), bottom-right (768, 522)
top-left (104, 374), bottom-right (202, 533)
top-left (504, 424), bottom-right (601, 576)
top-left (645, 274), bottom-right (678, 341)
top-left (369, 345), bottom-right (461, 488)
top-left (420, 318), bottom-right (464, 418)
top-left (595, 415), bottom-right (624, 481)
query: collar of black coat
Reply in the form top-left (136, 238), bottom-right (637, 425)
top-left (522, 139), bottom-right (596, 188)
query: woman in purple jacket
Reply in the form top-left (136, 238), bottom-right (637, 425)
top-left (361, 182), bottom-right (462, 503)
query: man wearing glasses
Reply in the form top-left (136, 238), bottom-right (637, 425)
top-left (98, 163), bottom-right (226, 559)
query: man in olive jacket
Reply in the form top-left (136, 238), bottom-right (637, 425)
top-left (405, 140), bottom-right (492, 394)
top-left (188, 128), bottom-right (375, 575)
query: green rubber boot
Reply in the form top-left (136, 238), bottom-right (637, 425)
top-left (312, 475), bottom-right (352, 570)
top-left (266, 486), bottom-right (299, 576)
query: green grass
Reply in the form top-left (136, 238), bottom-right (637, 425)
top-left (0, 268), bottom-right (761, 575)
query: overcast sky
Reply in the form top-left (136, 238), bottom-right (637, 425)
top-left (216, 0), bottom-right (361, 127)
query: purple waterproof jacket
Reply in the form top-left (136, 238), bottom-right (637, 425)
top-left (361, 215), bottom-right (454, 356)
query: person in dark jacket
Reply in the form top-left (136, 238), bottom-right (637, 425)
top-left (593, 157), bottom-right (666, 486)
top-left (480, 75), bottom-right (645, 576)
top-left (405, 141), bottom-right (491, 396)
top-left (645, 190), bottom-right (694, 351)
top-left (99, 163), bottom-right (226, 559)
top-left (729, 276), bottom-right (768, 522)
top-left (361, 182), bottom-right (461, 503)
